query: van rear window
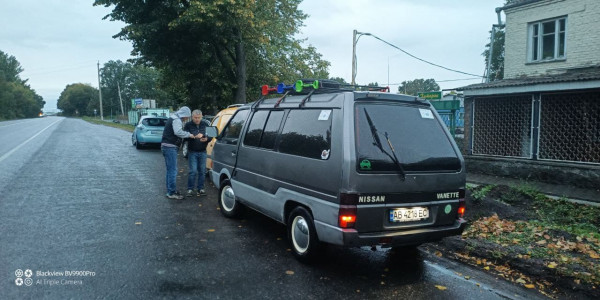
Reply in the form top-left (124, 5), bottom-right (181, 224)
top-left (355, 103), bottom-right (460, 172)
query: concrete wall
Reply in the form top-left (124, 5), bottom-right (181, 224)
top-left (504, 0), bottom-right (600, 78)
top-left (466, 155), bottom-right (600, 189)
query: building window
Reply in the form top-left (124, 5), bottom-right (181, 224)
top-left (528, 17), bottom-right (566, 62)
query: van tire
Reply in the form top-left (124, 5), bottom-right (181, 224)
top-left (287, 206), bottom-right (320, 262)
top-left (218, 180), bottom-right (242, 218)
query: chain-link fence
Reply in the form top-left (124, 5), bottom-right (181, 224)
top-left (472, 95), bottom-right (532, 158)
top-left (539, 92), bottom-right (600, 163)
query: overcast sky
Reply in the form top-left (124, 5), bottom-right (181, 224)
top-left (1, 0), bottom-right (505, 110)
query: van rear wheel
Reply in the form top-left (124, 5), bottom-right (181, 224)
top-left (287, 206), bottom-right (320, 262)
top-left (218, 180), bottom-right (242, 218)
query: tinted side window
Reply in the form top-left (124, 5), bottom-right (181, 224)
top-left (221, 110), bottom-right (249, 145)
top-left (260, 111), bottom-right (284, 150)
top-left (279, 110), bottom-right (332, 159)
top-left (244, 110), bottom-right (269, 147)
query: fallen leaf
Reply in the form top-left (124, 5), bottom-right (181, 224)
top-left (547, 262), bottom-right (558, 269)
top-left (435, 251), bottom-right (443, 257)
top-left (435, 285), bottom-right (447, 291)
top-left (476, 260), bottom-right (482, 265)
top-left (464, 276), bottom-right (471, 280)
top-left (380, 281), bottom-right (385, 285)
top-left (484, 266), bottom-right (490, 271)
top-left (207, 229), bottom-right (215, 232)
top-left (589, 251), bottom-right (600, 259)
top-left (285, 270), bottom-right (294, 275)
top-left (524, 284), bottom-right (535, 289)
top-left (135, 222), bottom-right (142, 225)
top-left (516, 278), bottom-right (526, 284)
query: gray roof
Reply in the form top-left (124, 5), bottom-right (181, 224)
top-left (502, 0), bottom-right (544, 10)
top-left (459, 65), bottom-right (600, 91)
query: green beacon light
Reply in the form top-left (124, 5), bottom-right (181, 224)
top-left (295, 80), bottom-right (319, 93)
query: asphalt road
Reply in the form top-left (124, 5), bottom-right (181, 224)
top-left (0, 117), bottom-right (545, 299)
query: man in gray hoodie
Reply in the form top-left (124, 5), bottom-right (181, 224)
top-left (161, 106), bottom-right (197, 199)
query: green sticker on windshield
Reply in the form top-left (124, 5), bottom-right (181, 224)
top-left (360, 160), bottom-right (372, 170)
top-left (444, 204), bottom-right (452, 214)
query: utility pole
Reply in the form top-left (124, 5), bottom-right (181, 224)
top-left (97, 61), bottom-right (104, 120)
top-left (117, 82), bottom-right (125, 116)
top-left (352, 30), bottom-right (371, 86)
top-left (352, 29), bottom-right (357, 85)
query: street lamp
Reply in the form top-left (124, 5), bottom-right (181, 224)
top-left (352, 29), bottom-right (372, 85)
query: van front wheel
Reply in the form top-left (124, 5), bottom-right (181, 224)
top-left (218, 180), bottom-right (242, 218)
top-left (287, 207), bottom-right (320, 262)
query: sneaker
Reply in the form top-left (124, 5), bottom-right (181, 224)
top-left (166, 193), bottom-right (184, 200)
top-left (186, 189), bottom-right (194, 197)
top-left (197, 189), bottom-right (206, 196)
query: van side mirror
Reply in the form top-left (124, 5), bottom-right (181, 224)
top-left (205, 126), bottom-right (218, 138)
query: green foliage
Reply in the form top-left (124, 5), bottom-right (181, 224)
top-left (397, 78), bottom-right (439, 95)
top-left (534, 197), bottom-right (600, 234)
top-left (482, 29), bottom-right (504, 81)
top-left (0, 50), bottom-right (45, 120)
top-left (470, 184), bottom-right (494, 202)
top-left (82, 116), bottom-right (134, 132)
top-left (57, 84), bottom-right (99, 117)
top-left (94, 0), bottom-right (330, 108)
top-left (100, 60), bottom-right (170, 117)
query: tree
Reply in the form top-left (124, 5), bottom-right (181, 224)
top-left (482, 0), bottom-right (514, 82)
top-left (100, 60), bottom-right (170, 117)
top-left (57, 84), bottom-right (99, 116)
top-left (398, 79), bottom-right (440, 96)
top-left (482, 29), bottom-right (504, 81)
top-left (94, 0), bottom-right (330, 107)
top-left (0, 50), bottom-right (45, 120)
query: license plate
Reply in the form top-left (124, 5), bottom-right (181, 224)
top-left (389, 207), bottom-right (429, 223)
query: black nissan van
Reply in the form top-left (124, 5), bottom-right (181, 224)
top-left (209, 80), bottom-right (466, 261)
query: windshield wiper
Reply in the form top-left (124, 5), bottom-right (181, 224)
top-left (363, 108), bottom-right (406, 181)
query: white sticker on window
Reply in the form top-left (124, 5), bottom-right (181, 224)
top-left (419, 108), bottom-right (434, 119)
top-left (318, 110), bottom-right (331, 121)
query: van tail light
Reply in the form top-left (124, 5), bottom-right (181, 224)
top-left (339, 193), bottom-right (358, 228)
top-left (458, 188), bottom-right (466, 218)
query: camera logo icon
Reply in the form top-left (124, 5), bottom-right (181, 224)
top-left (15, 269), bottom-right (34, 287)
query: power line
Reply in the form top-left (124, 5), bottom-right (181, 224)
top-left (366, 33), bottom-right (485, 78)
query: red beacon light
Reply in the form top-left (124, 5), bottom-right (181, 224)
top-left (261, 85), bottom-right (277, 96)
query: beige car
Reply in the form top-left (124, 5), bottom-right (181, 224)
top-left (206, 104), bottom-right (242, 171)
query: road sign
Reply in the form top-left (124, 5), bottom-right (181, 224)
top-left (418, 91), bottom-right (442, 100)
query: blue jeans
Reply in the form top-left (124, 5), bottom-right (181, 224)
top-left (161, 146), bottom-right (178, 195)
top-left (187, 151), bottom-right (207, 191)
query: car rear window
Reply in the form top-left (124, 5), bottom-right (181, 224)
top-left (142, 118), bottom-right (167, 127)
top-left (355, 102), bottom-right (460, 172)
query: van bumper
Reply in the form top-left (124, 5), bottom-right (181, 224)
top-left (315, 219), bottom-right (467, 247)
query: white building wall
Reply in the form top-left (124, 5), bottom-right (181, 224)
top-left (504, 0), bottom-right (600, 79)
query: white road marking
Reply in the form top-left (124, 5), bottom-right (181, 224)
top-left (0, 118), bottom-right (63, 163)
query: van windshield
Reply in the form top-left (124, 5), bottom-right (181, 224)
top-left (355, 102), bottom-right (460, 172)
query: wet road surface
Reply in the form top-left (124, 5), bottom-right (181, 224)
top-left (0, 117), bottom-right (546, 299)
